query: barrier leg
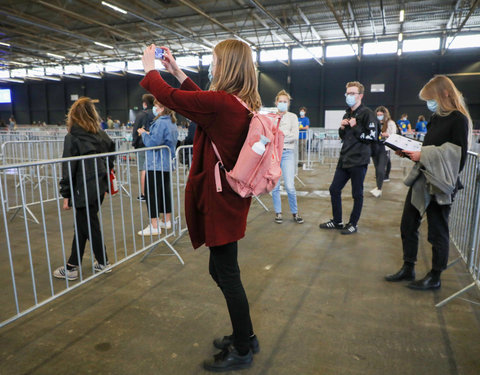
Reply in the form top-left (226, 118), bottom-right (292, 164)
top-left (140, 238), bottom-right (185, 265)
top-left (9, 206), bottom-right (40, 224)
top-left (253, 195), bottom-right (269, 212)
top-left (435, 282), bottom-right (476, 308)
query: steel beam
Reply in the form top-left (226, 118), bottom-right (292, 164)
top-left (325, 0), bottom-right (360, 60)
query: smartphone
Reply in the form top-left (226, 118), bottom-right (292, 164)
top-left (155, 47), bottom-right (165, 60)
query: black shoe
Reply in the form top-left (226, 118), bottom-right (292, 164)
top-left (203, 345), bottom-right (253, 372)
top-left (341, 223), bottom-right (357, 235)
top-left (293, 213), bottom-right (304, 224)
top-left (385, 265), bottom-right (415, 282)
top-left (319, 219), bottom-right (343, 230)
top-left (407, 272), bottom-right (441, 290)
top-left (213, 335), bottom-right (260, 354)
top-left (137, 195), bottom-right (146, 202)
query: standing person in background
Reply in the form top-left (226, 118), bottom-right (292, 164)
top-left (132, 94), bottom-right (155, 201)
top-left (298, 106), bottom-right (310, 166)
top-left (54, 97), bottom-right (115, 280)
top-left (106, 116), bottom-right (114, 129)
top-left (385, 75), bottom-right (471, 290)
top-left (272, 90), bottom-right (304, 225)
top-left (376, 106), bottom-right (397, 182)
top-left (8, 116), bottom-right (16, 131)
top-left (397, 113), bottom-right (411, 134)
top-left (141, 39), bottom-right (261, 371)
top-left (137, 99), bottom-right (178, 235)
top-left (415, 115), bottom-right (428, 139)
top-left (319, 81), bottom-right (376, 234)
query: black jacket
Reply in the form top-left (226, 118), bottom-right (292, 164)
top-left (132, 108), bottom-right (155, 148)
top-left (338, 104), bottom-right (378, 168)
top-left (59, 124), bottom-right (115, 208)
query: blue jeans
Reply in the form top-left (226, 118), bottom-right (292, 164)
top-left (272, 149), bottom-right (298, 214)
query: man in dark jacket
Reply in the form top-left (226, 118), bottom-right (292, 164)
top-left (132, 94), bottom-right (155, 200)
top-left (320, 81), bottom-right (378, 234)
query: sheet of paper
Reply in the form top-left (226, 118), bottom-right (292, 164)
top-left (384, 133), bottom-right (422, 152)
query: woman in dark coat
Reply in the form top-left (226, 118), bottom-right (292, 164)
top-left (54, 97), bottom-right (115, 281)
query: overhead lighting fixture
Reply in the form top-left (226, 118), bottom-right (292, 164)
top-left (398, 33), bottom-right (403, 42)
top-left (95, 41), bottom-right (114, 49)
top-left (0, 42), bottom-right (10, 47)
top-left (397, 48), bottom-right (402, 56)
top-left (101, 1), bottom-right (127, 14)
top-left (399, 9), bottom-right (405, 23)
top-left (47, 52), bottom-right (65, 59)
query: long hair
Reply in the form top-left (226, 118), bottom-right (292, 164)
top-left (209, 39), bottom-right (262, 112)
top-left (419, 75), bottom-right (472, 146)
top-left (375, 105), bottom-right (392, 133)
top-left (154, 99), bottom-right (177, 124)
top-left (67, 97), bottom-right (101, 133)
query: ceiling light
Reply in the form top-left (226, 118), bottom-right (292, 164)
top-left (101, 1), bottom-right (127, 14)
top-left (397, 48), bottom-right (402, 56)
top-left (95, 41), bottom-right (114, 49)
top-left (47, 52), bottom-right (65, 59)
top-left (0, 42), bottom-right (10, 47)
top-left (399, 9), bottom-right (405, 23)
top-left (398, 33), bottom-right (403, 42)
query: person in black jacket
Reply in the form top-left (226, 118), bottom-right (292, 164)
top-left (53, 97), bottom-right (116, 281)
top-left (132, 94), bottom-right (155, 201)
top-left (319, 81), bottom-right (377, 234)
top-left (385, 75), bottom-right (471, 290)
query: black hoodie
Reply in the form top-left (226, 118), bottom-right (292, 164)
top-left (59, 124), bottom-right (115, 208)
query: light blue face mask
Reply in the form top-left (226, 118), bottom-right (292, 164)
top-left (427, 99), bottom-right (438, 113)
top-left (277, 102), bottom-right (288, 112)
top-left (152, 106), bottom-right (158, 117)
top-left (346, 94), bottom-right (357, 107)
top-left (208, 64), bottom-right (213, 81)
top-left (377, 115), bottom-right (384, 121)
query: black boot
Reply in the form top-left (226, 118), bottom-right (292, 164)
top-left (213, 334), bottom-right (260, 354)
top-left (407, 271), bottom-right (441, 290)
top-left (385, 263), bottom-right (415, 282)
top-left (203, 345), bottom-right (253, 372)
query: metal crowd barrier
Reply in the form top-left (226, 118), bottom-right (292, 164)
top-left (0, 145), bottom-right (184, 328)
top-left (437, 151), bottom-right (480, 307)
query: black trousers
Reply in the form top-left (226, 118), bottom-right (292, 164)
top-left (329, 165), bottom-right (368, 226)
top-left (371, 144), bottom-right (387, 189)
top-left (385, 150), bottom-right (391, 180)
top-left (145, 170), bottom-right (171, 218)
top-left (401, 188), bottom-right (451, 271)
top-left (209, 242), bottom-right (253, 354)
top-left (68, 197), bottom-right (108, 267)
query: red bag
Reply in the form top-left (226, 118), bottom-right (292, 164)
top-left (109, 169), bottom-right (119, 195)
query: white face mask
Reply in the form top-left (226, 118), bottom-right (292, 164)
top-left (277, 102), bottom-right (288, 112)
top-left (300, 111), bottom-right (305, 117)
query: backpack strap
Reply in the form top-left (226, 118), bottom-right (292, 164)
top-left (211, 141), bottom-right (224, 193)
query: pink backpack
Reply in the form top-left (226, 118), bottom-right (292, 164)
top-left (211, 97), bottom-right (284, 198)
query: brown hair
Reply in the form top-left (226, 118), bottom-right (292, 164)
top-left (346, 81), bottom-right (364, 94)
top-left (419, 75), bottom-right (472, 146)
top-left (401, 113), bottom-right (408, 118)
top-left (142, 94), bottom-right (155, 108)
top-left (154, 99), bottom-right (177, 124)
top-left (209, 39), bottom-right (262, 111)
top-left (67, 97), bottom-right (101, 133)
top-left (275, 89), bottom-right (291, 103)
top-left (375, 106), bottom-right (392, 133)
top-left (417, 115), bottom-right (425, 122)
top-left (299, 106), bottom-right (307, 112)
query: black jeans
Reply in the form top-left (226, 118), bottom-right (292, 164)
top-left (371, 144), bottom-right (387, 190)
top-left (385, 150), bottom-right (391, 180)
top-left (145, 170), bottom-right (171, 218)
top-left (401, 188), bottom-right (451, 271)
top-left (329, 165), bottom-right (368, 226)
top-left (209, 242), bottom-right (253, 354)
top-left (68, 197), bottom-right (108, 267)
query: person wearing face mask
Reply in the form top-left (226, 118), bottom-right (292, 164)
top-left (132, 94), bottom-right (156, 201)
top-left (397, 113), bottom-right (411, 134)
top-left (385, 75), bottom-right (471, 290)
top-left (271, 90), bottom-right (304, 225)
top-left (319, 81), bottom-right (377, 234)
top-left (376, 106), bottom-right (397, 182)
top-left (137, 99), bottom-right (178, 235)
top-left (298, 106), bottom-right (310, 164)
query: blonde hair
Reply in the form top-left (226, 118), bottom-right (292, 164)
top-left (154, 99), bottom-right (177, 124)
top-left (346, 81), bottom-right (364, 94)
top-left (419, 75), bottom-right (472, 146)
top-left (375, 106), bottom-right (392, 133)
top-left (275, 89), bottom-right (291, 103)
top-left (209, 39), bottom-right (262, 111)
top-left (67, 97), bottom-right (101, 133)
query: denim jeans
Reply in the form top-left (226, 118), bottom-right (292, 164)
top-left (272, 148), bottom-right (298, 214)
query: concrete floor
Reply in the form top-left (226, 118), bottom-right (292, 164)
top-left (1, 160), bottom-right (479, 375)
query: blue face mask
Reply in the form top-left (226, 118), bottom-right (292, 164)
top-left (208, 64), bottom-right (213, 81)
top-left (152, 106), bottom-right (158, 117)
top-left (427, 99), bottom-right (438, 113)
top-left (377, 115), bottom-right (384, 121)
top-left (346, 94), bottom-right (357, 107)
top-left (277, 102), bottom-right (288, 112)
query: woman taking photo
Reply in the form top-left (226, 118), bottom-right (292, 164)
top-left (385, 75), bottom-right (471, 290)
top-left (272, 90), bottom-right (304, 224)
top-left (141, 40), bottom-right (259, 371)
top-left (137, 99), bottom-right (178, 236)
top-left (54, 97), bottom-right (115, 280)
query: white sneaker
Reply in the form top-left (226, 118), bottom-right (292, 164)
top-left (137, 224), bottom-right (161, 236)
top-left (158, 221), bottom-right (172, 229)
top-left (53, 266), bottom-right (79, 280)
top-left (94, 261), bottom-right (112, 273)
top-left (370, 188), bottom-right (382, 198)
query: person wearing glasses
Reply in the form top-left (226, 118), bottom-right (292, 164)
top-left (319, 81), bottom-right (377, 234)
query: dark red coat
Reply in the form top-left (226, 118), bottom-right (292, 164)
top-left (141, 71), bottom-right (252, 249)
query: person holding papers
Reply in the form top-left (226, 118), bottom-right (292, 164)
top-left (385, 75), bottom-right (471, 290)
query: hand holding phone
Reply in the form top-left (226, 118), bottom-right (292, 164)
top-left (155, 47), bottom-right (165, 60)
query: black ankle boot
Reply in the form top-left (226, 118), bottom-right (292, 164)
top-left (213, 334), bottom-right (260, 354)
top-left (203, 345), bottom-right (253, 372)
top-left (407, 271), bottom-right (441, 290)
top-left (385, 264), bottom-right (415, 282)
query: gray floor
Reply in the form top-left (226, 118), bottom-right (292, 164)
top-left (1, 161), bottom-right (480, 375)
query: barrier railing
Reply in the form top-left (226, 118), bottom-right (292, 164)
top-left (437, 151), bottom-right (480, 307)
